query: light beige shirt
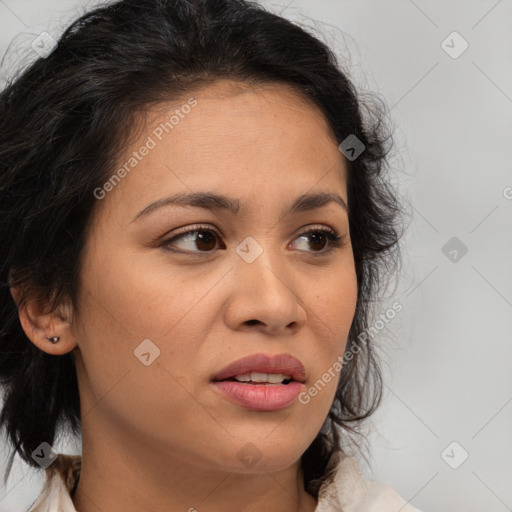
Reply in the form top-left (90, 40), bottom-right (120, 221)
top-left (28, 452), bottom-right (422, 511)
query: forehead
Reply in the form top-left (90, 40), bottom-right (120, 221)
top-left (93, 80), bottom-right (348, 222)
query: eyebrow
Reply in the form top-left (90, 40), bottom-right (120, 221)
top-left (131, 190), bottom-right (348, 223)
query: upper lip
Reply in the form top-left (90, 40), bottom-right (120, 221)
top-left (212, 353), bottom-right (307, 383)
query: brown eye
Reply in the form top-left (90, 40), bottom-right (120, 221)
top-left (163, 227), bottom-right (221, 253)
top-left (300, 231), bottom-right (329, 251)
top-left (291, 227), bottom-right (345, 255)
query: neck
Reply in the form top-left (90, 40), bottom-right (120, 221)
top-left (72, 422), bottom-right (318, 512)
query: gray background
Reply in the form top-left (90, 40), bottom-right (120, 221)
top-left (1, 1), bottom-right (511, 510)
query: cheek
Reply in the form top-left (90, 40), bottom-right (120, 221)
top-left (73, 277), bottom-right (202, 433)
top-left (305, 269), bottom-right (357, 401)
top-left (79, 247), bottom-right (201, 338)
top-left (312, 268), bottom-right (358, 339)
top-left (74, 247), bottom-right (216, 404)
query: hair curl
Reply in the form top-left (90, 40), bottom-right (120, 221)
top-left (0, 0), bottom-right (402, 497)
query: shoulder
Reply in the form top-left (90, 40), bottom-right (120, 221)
top-left (315, 452), bottom-right (422, 512)
top-left (28, 454), bottom-right (81, 512)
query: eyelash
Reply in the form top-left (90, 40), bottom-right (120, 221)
top-left (159, 224), bottom-right (346, 257)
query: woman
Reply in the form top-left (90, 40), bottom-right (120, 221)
top-left (0, 0), bottom-right (419, 510)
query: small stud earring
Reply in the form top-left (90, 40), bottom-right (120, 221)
top-left (46, 336), bottom-right (60, 344)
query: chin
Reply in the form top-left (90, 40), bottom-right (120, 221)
top-left (220, 442), bottom-right (306, 474)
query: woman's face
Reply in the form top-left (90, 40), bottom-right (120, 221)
top-left (72, 80), bottom-right (357, 474)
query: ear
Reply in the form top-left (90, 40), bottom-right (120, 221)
top-left (10, 286), bottom-right (78, 355)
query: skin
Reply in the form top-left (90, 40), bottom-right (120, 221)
top-left (13, 80), bottom-right (357, 512)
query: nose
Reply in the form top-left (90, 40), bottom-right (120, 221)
top-left (224, 245), bottom-right (307, 336)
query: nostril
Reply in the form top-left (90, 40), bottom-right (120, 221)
top-left (246, 319), bottom-right (261, 326)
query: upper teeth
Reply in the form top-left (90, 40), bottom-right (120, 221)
top-left (234, 372), bottom-right (292, 383)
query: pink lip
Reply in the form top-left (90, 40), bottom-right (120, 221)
top-left (212, 353), bottom-right (307, 383)
top-left (211, 353), bottom-right (307, 412)
top-left (211, 380), bottom-right (305, 411)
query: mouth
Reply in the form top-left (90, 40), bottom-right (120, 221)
top-left (211, 352), bottom-right (307, 384)
top-left (214, 372), bottom-right (295, 385)
top-left (210, 353), bottom-right (307, 412)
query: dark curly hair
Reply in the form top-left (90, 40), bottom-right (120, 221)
top-left (0, 0), bottom-right (403, 498)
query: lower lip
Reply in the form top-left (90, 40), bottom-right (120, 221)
top-left (211, 381), bottom-right (305, 411)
